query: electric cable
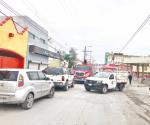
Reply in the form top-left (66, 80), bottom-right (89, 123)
top-left (119, 14), bottom-right (150, 52)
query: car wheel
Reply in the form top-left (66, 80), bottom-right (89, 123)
top-left (71, 82), bottom-right (74, 88)
top-left (101, 85), bottom-right (108, 94)
top-left (22, 93), bottom-right (34, 110)
top-left (47, 87), bottom-right (55, 98)
top-left (118, 84), bottom-right (125, 91)
top-left (64, 84), bottom-right (69, 91)
top-left (85, 86), bottom-right (90, 91)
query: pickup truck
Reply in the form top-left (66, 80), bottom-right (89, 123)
top-left (84, 71), bottom-right (128, 94)
top-left (43, 67), bottom-right (74, 91)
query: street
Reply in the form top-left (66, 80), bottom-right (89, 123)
top-left (0, 84), bottom-right (150, 125)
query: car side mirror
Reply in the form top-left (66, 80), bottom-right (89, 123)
top-left (45, 77), bottom-right (50, 80)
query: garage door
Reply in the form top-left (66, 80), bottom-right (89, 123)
top-left (0, 56), bottom-right (23, 68)
top-left (29, 63), bottom-right (39, 70)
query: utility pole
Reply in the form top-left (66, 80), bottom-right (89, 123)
top-left (83, 46), bottom-right (87, 63)
top-left (83, 45), bottom-right (92, 64)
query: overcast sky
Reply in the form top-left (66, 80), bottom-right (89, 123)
top-left (1, 0), bottom-right (150, 63)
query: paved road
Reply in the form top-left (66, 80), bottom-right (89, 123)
top-left (0, 84), bottom-right (149, 125)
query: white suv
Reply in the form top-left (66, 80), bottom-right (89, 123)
top-left (0, 69), bottom-right (55, 109)
top-left (43, 67), bottom-right (74, 91)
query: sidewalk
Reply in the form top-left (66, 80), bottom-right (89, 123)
top-left (124, 80), bottom-right (150, 120)
top-left (124, 80), bottom-right (150, 103)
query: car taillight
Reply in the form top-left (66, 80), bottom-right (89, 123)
top-left (18, 75), bottom-right (24, 87)
top-left (62, 76), bottom-right (65, 81)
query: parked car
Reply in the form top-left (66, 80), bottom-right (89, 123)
top-left (43, 67), bottom-right (74, 91)
top-left (0, 69), bottom-right (55, 109)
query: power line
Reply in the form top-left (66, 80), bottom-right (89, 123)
top-left (119, 14), bottom-right (150, 52)
top-left (0, 0), bottom-right (63, 52)
top-left (0, 0), bottom-right (70, 53)
top-left (0, 0), bottom-right (48, 35)
top-left (0, 10), bottom-right (62, 54)
top-left (0, 0), bottom-right (20, 15)
top-left (20, 0), bottom-right (69, 51)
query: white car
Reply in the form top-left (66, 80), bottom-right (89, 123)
top-left (0, 69), bottom-right (55, 109)
top-left (84, 71), bottom-right (127, 94)
top-left (43, 67), bottom-right (74, 91)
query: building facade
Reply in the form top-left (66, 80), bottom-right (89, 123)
top-left (0, 16), bottom-right (64, 70)
top-left (13, 16), bottom-right (50, 70)
top-left (105, 52), bottom-right (150, 78)
top-left (0, 17), bottom-right (28, 68)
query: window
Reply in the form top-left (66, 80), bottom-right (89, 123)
top-left (94, 72), bottom-right (110, 78)
top-left (43, 67), bottom-right (64, 75)
top-left (0, 71), bottom-right (18, 81)
top-left (27, 72), bottom-right (39, 80)
top-left (29, 33), bottom-right (35, 39)
top-left (40, 38), bottom-right (46, 44)
top-left (38, 72), bottom-right (46, 80)
top-left (74, 65), bottom-right (90, 71)
top-left (109, 74), bottom-right (114, 79)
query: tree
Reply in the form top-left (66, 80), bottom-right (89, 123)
top-left (64, 48), bottom-right (77, 68)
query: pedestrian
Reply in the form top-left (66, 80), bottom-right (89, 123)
top-left (128, 72), bottom-right (133, 85)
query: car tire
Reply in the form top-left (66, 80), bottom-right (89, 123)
top-left (118, 84), bottom-right (124, 91)
top-left (47, 87), bottom-right (55, 98)
top-left (22, 93), bottom-right (34, 110)
top-left (101, 85), bottom-right (108, 94)
top-left (71, 82), bottom-right (74, 88)
top-left (64, 84), bottom-right (69, 91)
top-left (85, 86), bottom-right (90, 91)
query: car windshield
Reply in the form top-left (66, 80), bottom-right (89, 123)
top-left (94, 72), bottom-right (110, 78)
top-left (0, 71), bottom-right (18, 81)
top-left (74, 65), bottom-right (90, 71)
top-left (43, 68), bottom-right (64, 75)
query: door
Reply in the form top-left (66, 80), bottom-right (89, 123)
top-left (109, 74), bottom-right (116, 88)
top-left (27, 71), bottom-right (42, 98)
top-left (0, 56), bottom-right (24, 68)
top-left (38, 71), bottom-right (50, 96)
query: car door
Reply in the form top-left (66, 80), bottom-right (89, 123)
top-left (109, 74), bottom-right (116, 88)
top-left (38, 71), bottom-right (50, 96)
top-left (27, 71), bottom-right (42, 99)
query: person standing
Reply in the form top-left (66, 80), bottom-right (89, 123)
top-left (128, 72), bottom-right (133, 85)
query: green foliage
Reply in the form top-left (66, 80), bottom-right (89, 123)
top-left (64, 48), bottom-right (77, 68)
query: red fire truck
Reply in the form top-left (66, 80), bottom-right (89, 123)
top-left (73, 63), bottom-right (93, 83)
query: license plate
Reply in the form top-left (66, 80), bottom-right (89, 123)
top-left (88, 83), bottom-right (92, 86)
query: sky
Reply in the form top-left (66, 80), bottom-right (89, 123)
top-left (1, 0), bottom-right (150, 63)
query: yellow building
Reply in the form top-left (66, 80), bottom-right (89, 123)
top-left (0, 17), bottom-right (28, 68)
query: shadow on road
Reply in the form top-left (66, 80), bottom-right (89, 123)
top-left (85, 89), bottom-right (123, 95)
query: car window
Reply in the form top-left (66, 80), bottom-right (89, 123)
top-left (27, 72), bottom-right (39, 80)
top-left (43, 67), bottom-right (64, 75)
top-left (63, 69), bottom-right (67, 75)
top-left (38, 72), bottom-right (46, 80)
top-left (94, 72), bottom-right (110, 78)
top-left (109, 74), bottom-right (114, 79)
top-left (0, 71), bottom-right (18, 81)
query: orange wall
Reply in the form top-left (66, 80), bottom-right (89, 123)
top-left (0, 17), bottom-right (28, 68)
